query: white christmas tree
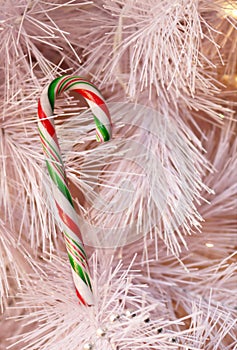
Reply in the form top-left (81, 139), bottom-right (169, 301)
top-left (0, 1), bottom-right (236, 349)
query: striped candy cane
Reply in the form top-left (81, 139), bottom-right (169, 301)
top-left (37, 76), bottom-right (112, 305)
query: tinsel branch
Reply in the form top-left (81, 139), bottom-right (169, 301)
top-left (73, 0), bottom-right (235, 120)
top-left (58, 102), bottom-right (212, 255)
top-left (120, 119), bottom-right (237, 349)
top-left (6, 252), bottom-right (211, 350)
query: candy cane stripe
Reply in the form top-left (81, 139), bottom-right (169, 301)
top-left (65, 247), bottom-right (85, 270)
top-left (55, 201), bottom-right (83, 237)
top-left (47, 164), bottom-right (74, 206)
top-left (63, 79), bottom-right (104, 98)
top-left (43, 149), bottom-right (65, 179)
top-left (68, 257), bottom-right (92, 293)
top-left (63, 232), bottom-right (87, 261)
top-left (94, 115), bottom-right (110, 141)
top-left (38, 75), bottom-right (112, 305)
top-left (40, 86), bottom-right (54, 117)
top-left (41, 145), bottom-right (65, 178)
top-left (75, 288), bottom-right (87, 306)
top-left (64, 233), bottom-right (87, 259)
top-left (48, 76), bottom-right (62, 109)
top-left (65, 238), bottom-right (88, 267)
top-left (51, 184), bottom-right (84, 243)
top-left (38, 101), bottom-right (55, 138)
top-left (66, 245), bottom-right (88, 272)
top-left (57, 76), bottom-right (72, 94)
top-left (59, 77), bottom-right (87, 94)
top-left (38, 127), bottom-right (62, 165)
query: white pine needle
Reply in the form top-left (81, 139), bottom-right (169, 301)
top-left (6, 251), bottom-right (209, 350)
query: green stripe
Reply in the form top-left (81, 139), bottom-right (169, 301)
top-left (38, 126), bottom-right (62, 164)
top-left (93, 116), bottom-right (110, 141)
top-left (46, 161), bottom-right (74, 207)
top-left (39, 130), bottom-right (65, 178)
top-left (68, 253), bottom-right (92, 291)
top-left (58, 77), bottom-right (75, 94)
top-left (48, 75), bottom-right (104, 111)
top-left (64, 231), bottom-right (87, 258)
top-left (67, 242), bottom-right (87, 265)
top-left (48, 76), bottom-right (95, 109)
top-left (48, 76), bottom-right (62, 110)
top-left (42, 145), bottom-right (65, 178)
top-left (62, 78), bottom-right (102, 95)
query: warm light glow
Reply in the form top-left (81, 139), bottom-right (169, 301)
top-left (221, 74), bottom-right (237, 88)
top-left (205, 243), bottom-right (214, 248)
top-left (223, 2), bottom-right (237, 19)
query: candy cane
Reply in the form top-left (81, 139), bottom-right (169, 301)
top-left (37, 76), bottom-right (112, 305)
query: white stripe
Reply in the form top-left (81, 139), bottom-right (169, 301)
top-left (40, 85), bottom-right (54, 119)
top-left (66, 242), bottom-right (86, 266)
top-left (71, 268), bottom-right (94, 305)
top-left (38, 122), bottom-right (61, 160)
top-left (67, 82), bottom-right (104, 101)
top-left (86, 99), bottom-right (112, 135)
top-left (51, 181), bottom-right (83, 244)
top-left (57, 76), bottom-right (71, 92)
top-left (63, 225), bottom-right (84, 250)
top-left (40, 81), bottom-right (111, 141)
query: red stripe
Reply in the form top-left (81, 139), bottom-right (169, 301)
top-left (64, 235), bottom-right (87, 263)
top-left (56, 76), bottom-right (70, 95)
top-left (74, 89), bottom-right (111, 121)
top-left (66, 244), bottom-right (87, 271)
top-left (39, 121), bottom-right (60, 150)
top-left (39, 134), bottom-right (62, 165)
top-left (96, 130), bottom-right (103, 142)
top-left (39, 133), bottom-right (48, 150)
top-left (75, 287), bottom-right (87, 305)
top-left (40, 136), bottom-right (65, 180)
top-left (38, 101), bottom-right (55, 138)
top-left (55, 201), bottom-right (81, 237)
top-left (60, 78), bottom-right (87, 93)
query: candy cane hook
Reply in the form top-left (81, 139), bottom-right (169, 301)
top-left (37, 76), bottom-right (112, 305)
